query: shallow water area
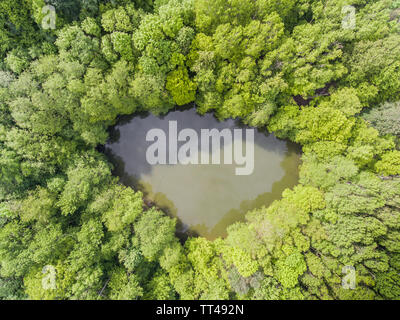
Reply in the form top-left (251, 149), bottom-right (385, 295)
top-left (105, 108), bottom-right (301, 240)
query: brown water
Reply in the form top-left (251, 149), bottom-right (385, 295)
top-left (105, 108), bottom-right (301, 240)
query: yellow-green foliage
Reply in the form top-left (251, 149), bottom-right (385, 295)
top-left (1, 0), bottom-right (400, 301)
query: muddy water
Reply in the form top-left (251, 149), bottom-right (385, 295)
top-left (105, 108), bottom-right (301, 240)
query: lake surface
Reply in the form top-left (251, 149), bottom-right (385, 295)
top-left (105, 108), bottom-right (301, 240)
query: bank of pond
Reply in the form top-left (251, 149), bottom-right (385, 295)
top-left (105, 108), bottom-right (301, 240)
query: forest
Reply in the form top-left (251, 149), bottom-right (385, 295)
top-left (0, 0), bottom-right (400, 300)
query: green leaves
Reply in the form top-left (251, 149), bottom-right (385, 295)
top-left (101, 6), bottom-right (136, 33)
top-left (345, 34), bottom-right (400, 103)
top-left (166, 67), bottom-right (197, 105)
top-left (275, 252), bottom-right (307, 288)
top-left (220, 244), bottom-right (259, 278)
top-left (299, 155), bottom-right (359, 190)
top-left (363, 101), bottom-right (400, 139)
top-left (295, 107), bottom-right (355, 145)
top-left (278, 23), bottom-right (347, 97)
top-left (56, 25), bottom-right (100, 66)
top-left (131, 0), bottom-right (197, 107)
top-left (191, 10), bottom-right (285, 121)
top-left (376, 270), bottom-right (400, 300)
top-left (375, 150), bottom-right (400, 176)
top-left (0, 0), bottom-right (42, 60)
top-left (135, 208), bottom-right (176, 262)
top-left (102, 186), bottom-right (143, 232)
top-left (1, 0), bottom-right (400, 301)
top-left (58, 154), bottom-right (112, 216)
top-left (108, 268), bottom-right (143, 300)
top-left (82, 60), bottom-right (137, 123)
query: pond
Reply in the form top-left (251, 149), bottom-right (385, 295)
top-left (105, 108), bottom-right (301, 240)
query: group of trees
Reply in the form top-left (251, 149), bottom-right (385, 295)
top-left (0, 0), bottom-right (399, 299)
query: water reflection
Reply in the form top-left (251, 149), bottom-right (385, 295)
top-left (105, 108), bottom-right (301, 240)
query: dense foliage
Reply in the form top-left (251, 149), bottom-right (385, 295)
top-left (0, 0), bottom-right (399, 300)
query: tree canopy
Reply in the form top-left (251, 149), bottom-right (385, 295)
top-left (0, 0), bottom-right (399, 300)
